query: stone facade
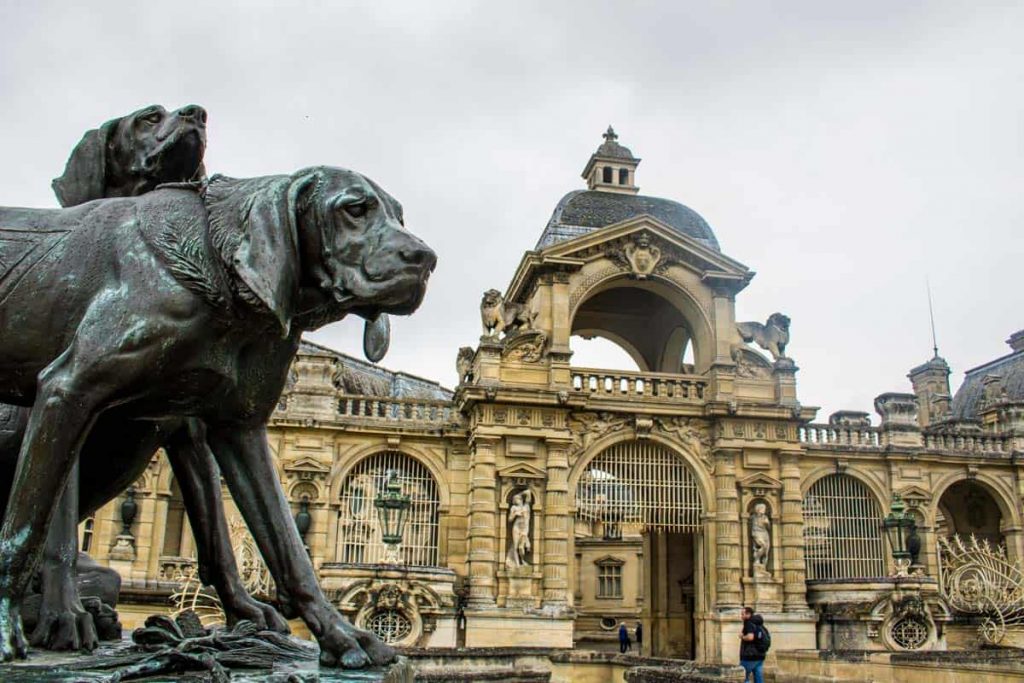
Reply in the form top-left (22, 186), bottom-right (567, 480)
top-left (81, 131), bottom-right (1024, 666)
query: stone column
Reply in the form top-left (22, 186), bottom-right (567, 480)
top-left (466, 435), bottom-right (500, 606)
top-left (542, 438), bottom-right (572, 606)
top-left (714, 448), bottom-right (742, 610)
top-left (779, 452), bottom-right (811, 612)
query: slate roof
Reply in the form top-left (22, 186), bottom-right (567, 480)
top-left (298, 339), bottom-right (453, 401)
top-left (536, 189), bottom-right (721, 251)
top-left (950, 347), bottom-right (1024, 420)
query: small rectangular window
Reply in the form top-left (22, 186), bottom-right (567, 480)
top-left (597, 563), bottom-right (623, 598)
top-left (618, 168), bottom-right (629, 184)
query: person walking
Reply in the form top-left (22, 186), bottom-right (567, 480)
top-left (739, 606), bottom-right (768, 683)
top-left (618, 622), bottom-right (632, 653)
top-left (635, 621), bottom-right (643, 653)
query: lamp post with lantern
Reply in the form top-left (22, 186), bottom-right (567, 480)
top-left (375, 469), bottom-right (411, 565)
top-left (883, 493), bottom-right (917, 578)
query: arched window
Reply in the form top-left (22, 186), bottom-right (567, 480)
top-left (803, 474), bottom-right (885, 580)
top-left (576, 441), bottom-right (702, 534)
top-left (602, 166), bottom-right (613, 183)
top-left (81, 517), bottom-right (95, 554)
top-left (618, 168), bottom-right (629, 185)
top-left (336, 451), bottom-right (441, 567)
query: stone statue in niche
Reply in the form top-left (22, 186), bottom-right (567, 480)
top-left (506, 490), bottom-right (533, 568)
top-left (750, 503), bottom-right (771, 577)
top-left (736, 312), bottom-right (791, 362)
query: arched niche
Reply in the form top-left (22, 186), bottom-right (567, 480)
top-left (570, 276), bottom-right (712, 374)
top-left (936, 479), bottom-right (1005, 547)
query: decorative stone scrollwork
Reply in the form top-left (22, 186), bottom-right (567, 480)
top-left (339, 578), bottom-right (448, 648)
top-left (731, 345), bottom-right (772, 379)
top-left (654, 416), bottom-right (712, 470)
top-left (502, 328), bottom-right (548, 363)
top-left (567, 411), bottom-right (630, 460)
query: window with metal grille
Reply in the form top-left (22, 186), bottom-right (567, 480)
top-left (597, 562), bottom-right (623, 598)
top-left (81, 517), bottom-right (94, 554)
top-left (803, 473), bottom-right (886, 580)
top-left (335, 451), bottom-right (441, 567)
top-left (576, 441), bottom-right (703, 533)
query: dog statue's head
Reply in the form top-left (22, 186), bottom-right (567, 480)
top-left (53, 104), bottom-right (207, 207)
top-left (204, 166), bottom-right (436, 338)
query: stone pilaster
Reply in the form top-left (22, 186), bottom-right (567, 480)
top-left (542, 439), bottom-right (572, 606)
top-left (467, 435), bottom-right (500, 606)
top-left (780, 452), bottom-right (810, 612)
top-left (714, 448), bottom-right (742, 610)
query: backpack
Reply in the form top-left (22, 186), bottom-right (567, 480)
top-left (755, 624), bottom-right (772, 654)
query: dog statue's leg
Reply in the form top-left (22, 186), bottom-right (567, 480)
top-left (207, 424), bottom-right (396, 669)
top-left (0, 358), bottom-right (107, 660)
top-left (164, 423), bottom-right (289, 634)
top-left (30, 460), bottom-right (99, 652)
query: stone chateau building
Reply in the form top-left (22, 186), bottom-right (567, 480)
top-left (82, 129), bottom-right (1024, 665)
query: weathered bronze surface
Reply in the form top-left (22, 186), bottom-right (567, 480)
top-left (0, 140), bottom-right (435, 670)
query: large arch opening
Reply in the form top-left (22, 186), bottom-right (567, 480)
top-left (937, 480), bottom-right (1004, 548)
top-left (571, 278), bottom-right (708, 374)
top-left (334, 451), bottom-right (441, 567)
top-left (573, 440), bottom-right (704, 658)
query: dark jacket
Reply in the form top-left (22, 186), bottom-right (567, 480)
top-left (740, 614), bottom-right (766, 661)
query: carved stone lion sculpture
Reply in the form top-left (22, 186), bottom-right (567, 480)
top-left (456, 346), bottom-right (475, 384)
top-left (736, 312), bottom-right (790, 361)
top-left (480, 288), bottom-right (536, 337)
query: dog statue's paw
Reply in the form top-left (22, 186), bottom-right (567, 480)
top-left (0, 598), bottom-right (28, 661)
top-left (223, 593), bottom-right (290, 634)
top-left (29, 599), bottom-right (98, 652)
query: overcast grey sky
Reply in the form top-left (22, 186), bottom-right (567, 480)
top-left (1, 1), bottom-right (1021, 420)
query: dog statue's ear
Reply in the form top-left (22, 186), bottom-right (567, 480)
top-left (230, 171), bottom-right (317, 337)
top-left (51, 119), bottom-right (117, 207)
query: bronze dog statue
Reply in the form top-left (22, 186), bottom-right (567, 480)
top-left (0, 104), bottom-right (303, 653)
top-left (0, 166), bottom-right (436, 666)
top-left (52, 104), bottom-right (207, 206)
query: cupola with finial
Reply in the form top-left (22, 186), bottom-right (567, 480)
top-left (582, 126), bottom-right (640, 195)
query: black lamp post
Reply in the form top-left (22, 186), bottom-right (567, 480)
top-left (883, 493), bottom-right (916, 577)
top-left (374, 469), bottom-right (411, 564)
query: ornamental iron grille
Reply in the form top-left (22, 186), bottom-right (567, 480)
top-left (576, 441), bottom-right (703, 533)
top-left (802, 474), bottom-right (886, 580)
top-left (335, 451), bottom-right (440, 567)
top-left (366, 609), bottom-right (413, 644)
top-left (890, 616), bottom-right (929, 650)
top-left (938, 534), bottom-right (1024, 645)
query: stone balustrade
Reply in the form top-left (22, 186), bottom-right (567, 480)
top-left (800, 423), bottom-right (1014, 455)
top-left (800, 424), bottom-right (882, 448)
top-left (923, 431), bottom-right (1012, 454)
top-left (338, 395), bottom-right (461, 426)
top-left (570, 367), bottom-right (707, 402)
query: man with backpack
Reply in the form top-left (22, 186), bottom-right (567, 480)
top-left (739, 606), bottom-right (770, 683)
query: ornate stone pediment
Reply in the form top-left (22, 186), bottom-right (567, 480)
top-left (283, 455), bottom-right (330, 477)
top-left (496, 462), bottom-right (546, 481)
top-left (501, 328), bottom-right (548, 363)
top-left (895, 485), bottom-right (932, 509)
top-left (739, 473), bottom-right (783, 498)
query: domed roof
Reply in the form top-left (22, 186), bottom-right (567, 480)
top-left (593, 126), bottom-right (637, 161)
top-left (536, 189), bottom-right (720, 251)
